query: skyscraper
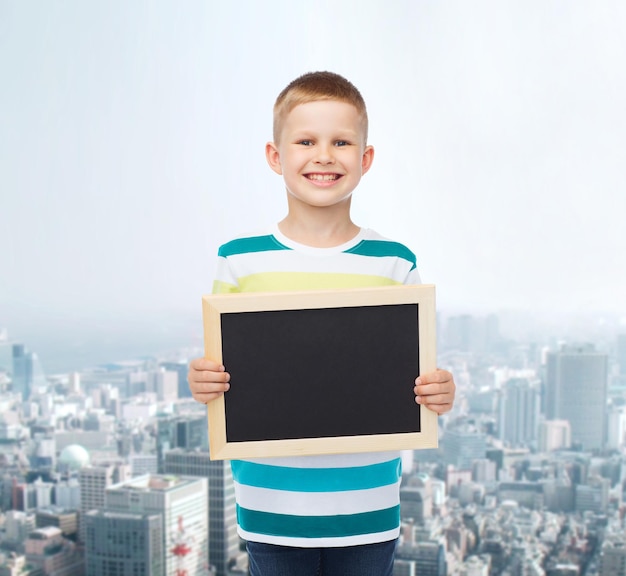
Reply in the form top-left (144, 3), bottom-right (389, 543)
top-left (11, 344), bottom-right (33, 400)
top-left (156, 413), bottom-right (208, 470)
top-left (545, 344), bottom-right (608, 450)
top-left (105, 474), bottom-right (208, 576)
top-left (79, 463), bottom-right (130, 542)
top-left (85, 510), bottom-right (164, 576)
top-left (443, 426), bottom-right (487, 470)
top-left (163, 449), bottom-right (240, 576)
top-left (160, 360), bottom-right (192, 399)
top-left (600, 533), bottom-right (626, 576)
top-left (498, 378), bottom-right (540, 447)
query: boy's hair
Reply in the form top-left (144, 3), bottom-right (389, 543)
top-left (273, 71), bottom-right (368, 144)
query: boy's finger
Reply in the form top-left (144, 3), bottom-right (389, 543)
top-left (424, 403), bottom-right (453, 415)
top-left (192, 358), bottom-right (225, 371)
top-left (193, 370), bottom-right (230, 383)
top-left (414, 382), bottom-right (449, 396)
top-left (197, 381), bottom-right (230, 393)
top-left (415, 370), bottom-right (450, 386)
top-left (415, 394), bottom-right (453, 413)
top-left (415, 392), bottom-right (452, 405)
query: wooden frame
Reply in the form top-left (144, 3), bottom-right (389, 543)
top-left (202, 284), bottom-right (437, 460)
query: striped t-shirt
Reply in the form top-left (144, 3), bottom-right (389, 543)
top-left (212, 225), bottom-right (421, 547)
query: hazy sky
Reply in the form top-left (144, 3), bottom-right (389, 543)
top-left (1, 1), bottom-right (625, 362)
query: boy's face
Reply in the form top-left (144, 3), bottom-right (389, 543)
top-left (266, 100), bottom-right (374, 211)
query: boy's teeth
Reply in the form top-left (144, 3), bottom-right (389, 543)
top-left (308, 174), bottom-right (337, 181)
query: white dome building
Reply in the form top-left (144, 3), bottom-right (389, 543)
top-left (58, 444), bottom-right (90, 472)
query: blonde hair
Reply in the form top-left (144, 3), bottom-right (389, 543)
top-left (273, 71), bottom-right (368, 144)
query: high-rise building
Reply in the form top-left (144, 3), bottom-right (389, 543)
top-left (35, 508), bottom-right (78, 539)
top-left (156, 413), bottom-right (208, 470)
top-left (79, 463), bottom-right (130, 542)
top-left (498, 378), bottom-right (540, 447)
top-left (130, 454), bottom-right (159, 476)
top-left (32, 477), bottom-right (53, 509)
top-left (543, 477), bottom-right (575, 513)
top-left (105, 474), bottom-right (208, 576)
top-left (12, 344), bottom-right (33, 400)
top-left (396, 541), bottom-right (446, 576)
top-left (55, 477), bottom-right (81, 509)
top-left (11, 344), bottom-right (47, 401)
top-left (25, 526), bottom-right (84, 575)
top-left (160, 360), bottom-right (192, 399)
top-left (31, 435), bottom-right (56, 474)
top-left (149, 368), bottom-right (178, 402)
top-left (3, 510), bottom-right (36, 553)
top-left (68, 371), bottom-right (81, 394)
top-left (600, 533), bottom-right (626, 576)
top-left (400, 487), bottom-right (429, 525)
top-left (607, 406), bottom-right (626, 450)
top-left (163, 449), bottom-right (239, 576)
top-left (394, 559), bottom-right (418, 576)
top-left (538, 420), bottom-right (571, 452)
top-left (12, 481), bottom-right (37, 512)
top-left (85, 510), bottom-right (164, 576)
top-left (443, 426), bottom-right (487, 470)
top-left (575, 477), bottom-right (610, 513)
top-left (545, 344), bottom-right (608, 450)
top-left (472, 459), bottom-right (497, 484)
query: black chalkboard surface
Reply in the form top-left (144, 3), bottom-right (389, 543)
top-left (203, 285), bottom-right (437, 460)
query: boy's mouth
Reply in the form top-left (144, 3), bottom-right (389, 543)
top-left (305, 173), bottom-right (341, 181)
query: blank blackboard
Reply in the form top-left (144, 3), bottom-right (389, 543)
top-left (203, 285), bottom-right (437, 460)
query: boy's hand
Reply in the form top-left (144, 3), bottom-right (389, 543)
top-left (414, 369), bottom-right (456, 415)
top-left (188, 358), bottom-right (230, 405)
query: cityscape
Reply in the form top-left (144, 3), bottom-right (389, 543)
top-left (2, 1), bottom-right (624, 575)
top-left (0, 309), bottom-right (625, 576)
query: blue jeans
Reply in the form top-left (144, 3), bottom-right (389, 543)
top-left (247, 539), bottom-right (397, 576)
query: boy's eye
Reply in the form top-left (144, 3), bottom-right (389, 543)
top-left (335, 140), bottom-right (349, 147)
top-left (298, 140), bottom-right (313, 146)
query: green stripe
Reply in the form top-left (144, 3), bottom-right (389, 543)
top-left (345, 240), bottom-right (417, 270)
top-left (231, 459), bottom-right (401, 492)
top-left (237, 504), bottom-right (400, 538)
top-left (218, 235), bottom-right (291, 257)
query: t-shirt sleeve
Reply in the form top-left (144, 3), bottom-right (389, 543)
top-left (211, 253), bottom-right (240, 294)
top-left (404, 266), bottom-right (422, 286)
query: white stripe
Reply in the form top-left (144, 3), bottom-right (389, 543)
top-left (234, 481), bottom-right (401, 516)
top-left (227, 250), bottom-right (413, 276)
top-left (238, 527), bottom-right (400, 548)
top-left (241, 451), bottom-right (401, 469)
top-left (213, 257), bottom-right (237, 286)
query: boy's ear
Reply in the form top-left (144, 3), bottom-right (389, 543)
top-left (265, 142), bottom-right (283, 175)
top-left (361, 145), bottom-right (375, 175)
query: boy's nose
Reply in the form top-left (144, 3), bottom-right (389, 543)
top-left (314, 145), bottom-right (335, 164)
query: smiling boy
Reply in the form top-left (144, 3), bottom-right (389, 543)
top-left (188, 71), bottom-right (456, 576)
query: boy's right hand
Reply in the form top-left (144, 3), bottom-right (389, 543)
top-left (188, 358), bottom-right (230, 404)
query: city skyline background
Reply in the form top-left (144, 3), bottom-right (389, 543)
top-left (1, 1), bottom-right (625, 373)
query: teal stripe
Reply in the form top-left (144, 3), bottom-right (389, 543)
top-left (218, 235), bottom-right (291, 257)
top-left (237, 504), bottom-right (400, 538)
top-left (231, 459), bottom-right (401, 492)
top-left (345, 240), bottom-right (417, 270)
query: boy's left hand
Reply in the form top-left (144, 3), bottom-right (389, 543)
top-left (414, 369), bottom-right (456, 415)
